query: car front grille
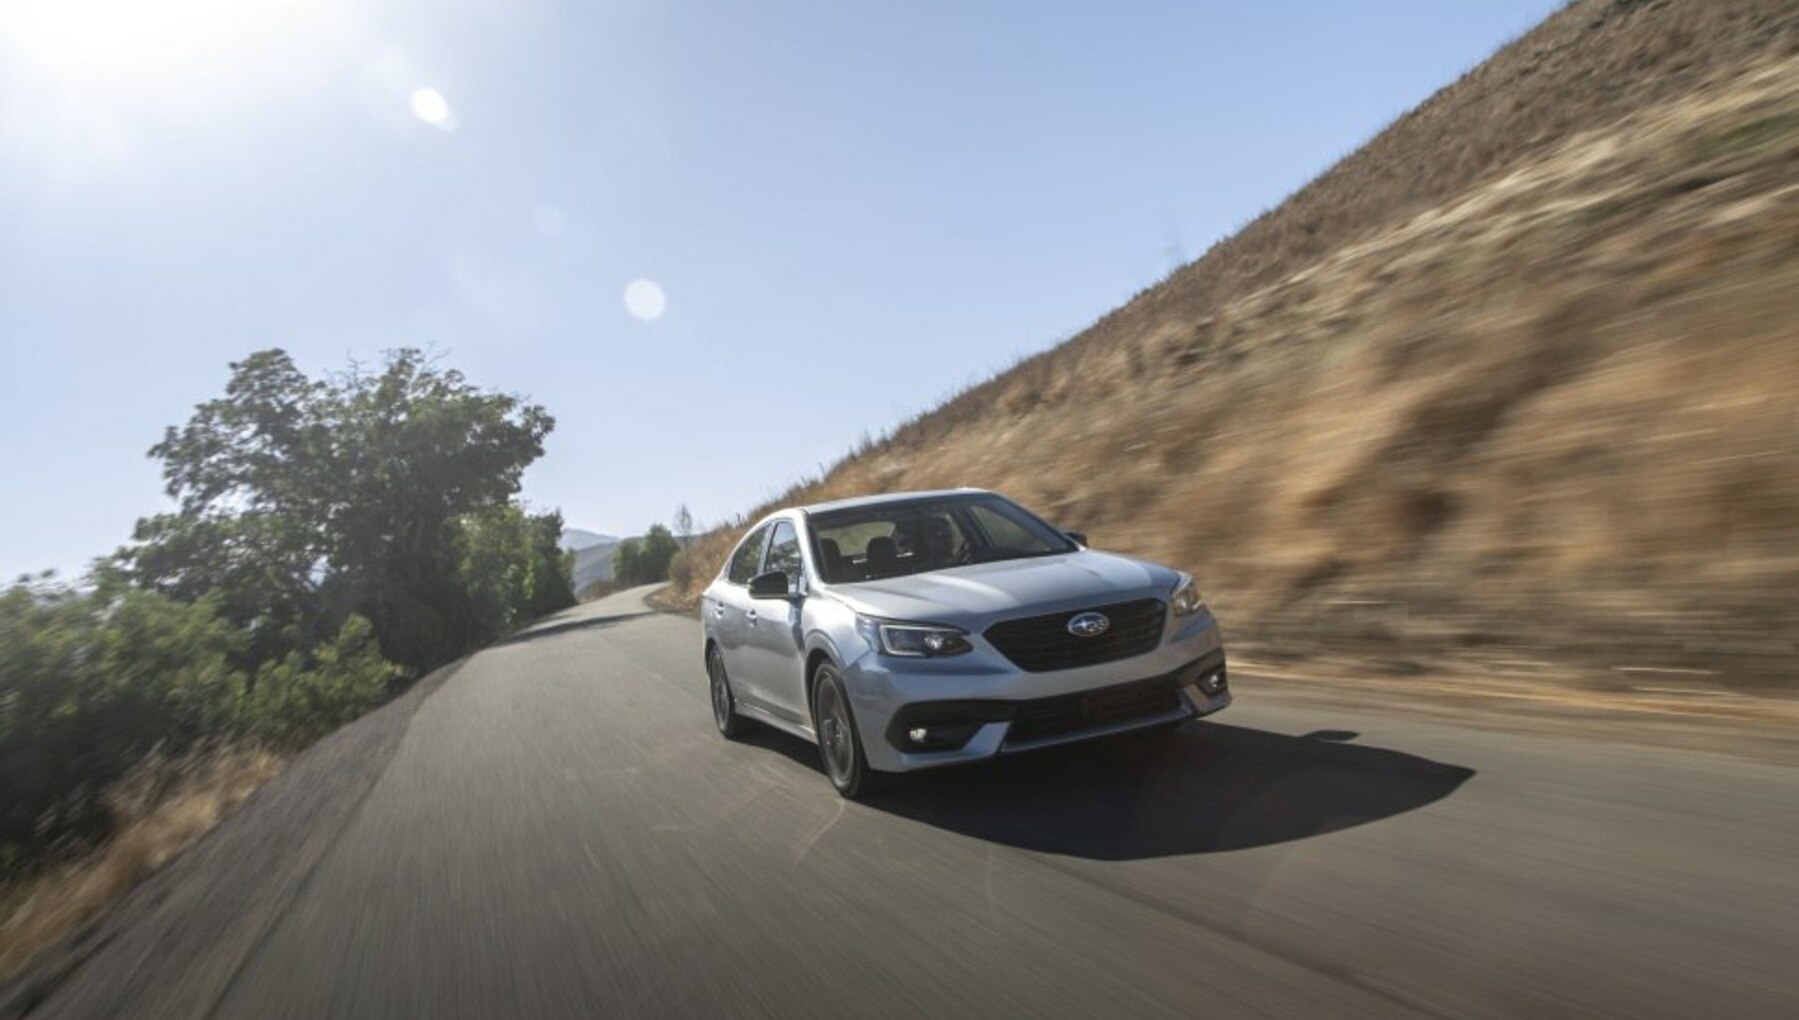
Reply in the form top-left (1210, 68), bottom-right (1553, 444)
top-left (983, 598), bottom-right (1167, 672)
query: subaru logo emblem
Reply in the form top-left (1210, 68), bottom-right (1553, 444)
top-left (1067, 612), bottom-right (1111, 638)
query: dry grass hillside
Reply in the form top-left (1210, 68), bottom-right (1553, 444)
top-left (669, 0), bottom-right (1799, 706)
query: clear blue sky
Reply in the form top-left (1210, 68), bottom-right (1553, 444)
top-left (0, 0), bottom-right (1561, 578)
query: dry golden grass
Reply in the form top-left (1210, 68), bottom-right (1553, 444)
top-left (0, 747), bottom-right (281, 979)
top-left (669, 7), bottom-right (1799, 708)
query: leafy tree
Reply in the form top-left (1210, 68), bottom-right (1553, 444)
top-left (639, 524), bottom-right (681, 581)
top-left (673, 504), bottom-right (694, 543)
top-left (613, 538), bottom-right (642, 587)
top-left (613, 524), bottom-right (681, 586)
top-left (452, 505), bottom-right (576, 639)
top-left (123, 349), bottom-right (567, 672)
top-left (125, 511), bottom-right (323, 667)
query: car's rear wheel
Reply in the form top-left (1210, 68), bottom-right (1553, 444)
top-left (811, 662), bottom-right (879, 799)
top-left (708, 645), bottom-right (749, 739)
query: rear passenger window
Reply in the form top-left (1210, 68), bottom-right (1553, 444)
top-left (765, 521), bottom-right (802, 586)
top-left (727, 526), bottom-right (771, 584)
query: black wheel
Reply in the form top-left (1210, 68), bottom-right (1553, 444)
top-left (708, 645), bottom-right (750, 739)
top-left (811, 661), bottom-right (880, 799)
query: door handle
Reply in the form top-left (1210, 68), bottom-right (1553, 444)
top-left (746, 609), bottom-right (758, 625)
top-left (713, 603), bottom-right (725, 617)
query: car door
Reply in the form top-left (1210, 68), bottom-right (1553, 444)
top-left (711, 524), bottom-right (771, 707)
top-left (744, 519), bottom-right (809, 724)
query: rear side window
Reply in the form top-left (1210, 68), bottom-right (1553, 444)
top-left (726, 525), bottom-right (771, 584)
top-left (765, 520), bottom-right (802, 583)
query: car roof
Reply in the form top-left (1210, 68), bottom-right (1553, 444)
top-left (797, 488), bottom-right (991, 515)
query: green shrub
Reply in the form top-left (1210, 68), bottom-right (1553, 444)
top-left (0, 580), bottom-right (245, 850)
top-left (241, 615), bottom-right (396, 749)
top-left (0, 584), bottom-right (400, 855)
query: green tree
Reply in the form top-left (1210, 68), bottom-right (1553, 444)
top-left (451, 505), bottom-right (576, 638)
top-left (613, 538), bottom-right (642, 587)
top-left (521, 509), bottom-right (578, 618)
top-left (125, 510), bottom-right (323, 667)
top-left (124, 349), bottom-right (566, 672)
top-left (638, 524), bottom-right (681, 582)
top-left (613, 524), bottom-right (681, 586)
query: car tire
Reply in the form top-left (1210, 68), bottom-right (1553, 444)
top-left (708, 645), bottom-right (750, 739)
top-left (811, 661), bottom-right (880, 799)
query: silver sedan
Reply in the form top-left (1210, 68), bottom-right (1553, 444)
top-left (701, 489), bottom-right (1229, 797)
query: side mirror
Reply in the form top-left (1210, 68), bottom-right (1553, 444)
top-left (748, 569), bottom-right (793, 599)
top-left (1065, 530), bottom-right (1088, 547)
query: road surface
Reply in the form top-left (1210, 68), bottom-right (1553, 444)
top-left (6, 587), bottom-right (1796, 1019)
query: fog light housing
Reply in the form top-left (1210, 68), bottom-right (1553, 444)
top-left (897, 721), bottom-right (981, 751)
top-left (1199, 669), bottom-right (1228, 695)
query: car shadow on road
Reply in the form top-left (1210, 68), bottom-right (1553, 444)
top-left (860, 722), bottom-right (1475, 860)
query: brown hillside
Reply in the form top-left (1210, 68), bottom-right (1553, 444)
top-left (669, 0), bottom-right (1799, 705)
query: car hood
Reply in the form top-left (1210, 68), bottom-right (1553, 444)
top-left (825, 550), bottom-right (1179, 623)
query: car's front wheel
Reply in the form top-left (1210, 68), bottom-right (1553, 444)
top-left (811, 661), bottom-right (879, 799)
top-left (708, 645), bottom-right (749, 739)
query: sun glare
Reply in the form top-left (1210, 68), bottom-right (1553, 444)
top-left (11, 0), bottom-right (252, 79)
top-left (2, 0), bottom-right (338, 109)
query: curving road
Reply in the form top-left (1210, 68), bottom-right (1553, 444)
top-left (7, 587), bottom-right (1796, 1019)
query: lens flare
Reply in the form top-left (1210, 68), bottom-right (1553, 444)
top-left (623, 279), bottom-right (666, 321)
top-left (409, 87), bottom-right (455, 130)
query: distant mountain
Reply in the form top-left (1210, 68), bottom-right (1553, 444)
top-left (559, 528), bottom-right (618, 552)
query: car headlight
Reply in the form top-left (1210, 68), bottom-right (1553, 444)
top-left (1170, 577), bottom-right (1207, 617)
top-left (860, 617), bottom-right (973, 657)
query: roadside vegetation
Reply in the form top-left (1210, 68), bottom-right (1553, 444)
top-left (667, 0), bottom-right (1799, 713)
top-left (1, 348), bottom-right (572, 972)
top-left (612, 525), bottom-right (682, 589)
top-left (575, 511), bottom-right (695, 600)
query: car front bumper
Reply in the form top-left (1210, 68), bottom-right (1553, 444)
top-left (843, 612), bottom-right (1229, 773)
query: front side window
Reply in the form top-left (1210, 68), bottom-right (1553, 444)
top-left (968, 504), bottom-right (1044, 554)
top-left (726, 525), bottom-right (771, 584)
top-left (810, 494), bottom-right (1073, 584)
top-left (765, 520), bottom-right (803, 589)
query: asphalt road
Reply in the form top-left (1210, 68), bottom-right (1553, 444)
top-left (8, 587), bottom-right (1797, 1019)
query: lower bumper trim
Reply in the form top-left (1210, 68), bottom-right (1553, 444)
top-left (883, 649), bottom-right (1227, 754)
top-left (998, 699), bottom-right (1196, 754)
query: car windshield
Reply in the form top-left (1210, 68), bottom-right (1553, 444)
top-left (808, 495), bottom-right (1076, 584)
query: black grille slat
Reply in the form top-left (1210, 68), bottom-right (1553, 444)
top-left (1005, 677), bottom-right (1181, 743)
top-left (984, 598), bottom-right (1167, 672)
